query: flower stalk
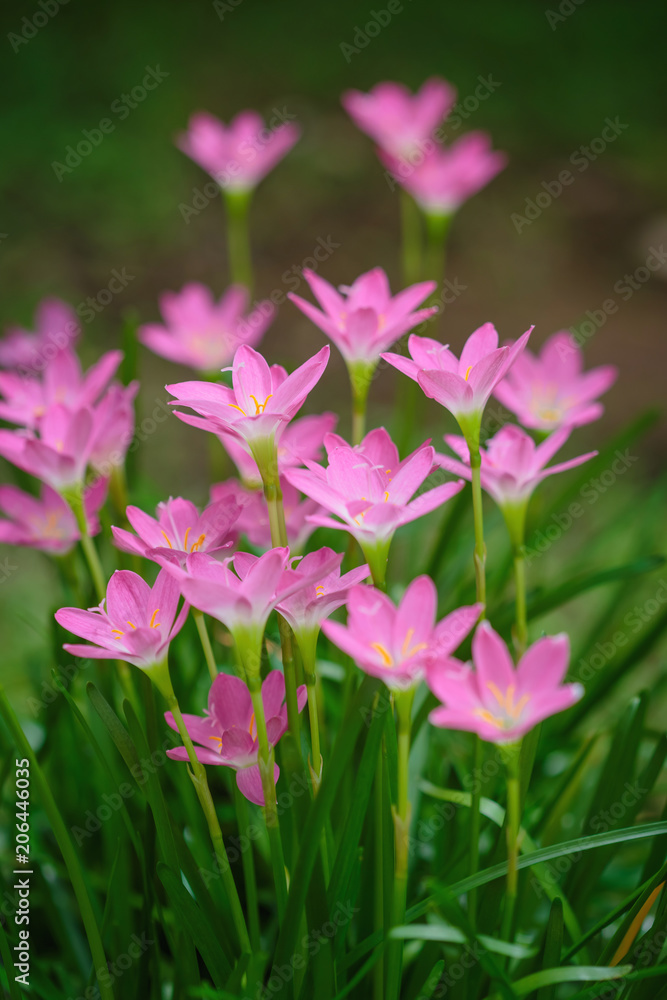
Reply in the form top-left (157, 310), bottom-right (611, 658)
top-left (387, 688), bottom-right (414, 1000)
top-left (193, 608), bottom-right (218, 683)
top-left (225, 190), bottom-right (253, 292)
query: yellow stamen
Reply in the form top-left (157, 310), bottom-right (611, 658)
top-left (383, 491), bottom-right (390, 502)
top-left (474, 707), bottom-right (505, 728)
top-left (111, 628), bottom-right (124, 640)
top-left (248, 713), bottom-right (257, 738)
top-left (464, 365), bottom-right (473, 381)
top-left (183, 527), bottom-right (191, 551)
top-left (209, 735), bottom-right (223, 750)
top-left (401, 628), bottom-right (428, 659)
top-left (484, 683), bottom-right (530, 721)
top-left (160, 530), bottom-right (173, 549)
top-left (191, 533), bottom-right (206, 552)
top-left (370, 642), bottom-right (393, 667)
top-left (149, 608), bottom-right (160, 629)
top-left (126, 620), bottom-right (137, 629)
top-left (227, 403), bottom-right (247, 415)
top-left (249, 393), bottom-right (273, 414)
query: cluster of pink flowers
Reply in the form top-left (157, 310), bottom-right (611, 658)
top-left (0, 310), bottom-right (138, 547)
top-left (342, 78), bottom-right (507, 217)
top-left (1, 77), bottom-right (619, 811)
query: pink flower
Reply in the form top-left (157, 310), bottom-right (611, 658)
top-left (176, 110), bottom-right (300, 192)
top-left (427, 621), bottom-right (583, 743)
top-left (162, 547), bottom-right (339, 660)
top-left (0, 298), bottom-right (79, 373)
top-left (284, 428), bottom-right (463, 579)
top-left (55, 568), bottom-right (189, 671)
top-left (437, 425), bottom-right (597, 510)
top-left (219, 412), bottom-right (338, 488)
top-left (492, 331), bottom-right (618, 432)
top-left (382, 324), bottom-right (532, 441)
top-left (165, 670), bottom-right (306, 805)
top-left (342, 78), bottom-right (456, 157)
top-left (322, 576), bottom-right (482, 691)
top-left (88, 382), bottom-right (139, 472)
top-left (167, 344), bottom-right (330, 471)
top-left (112, 495), bottom-right (240, 565)
top-left (288, 268), bottom-right (436, 366)
top-left (0, 405), bottom-right (96, 490)
top-left (138, 283), bottom-right (274, 373)
top-left (211, 478), bottom-right (323, 554)
top-left (0, 347), bottom-right (123, 428)
top-left (0, 480), bottom-right (107, 554)
top-left (380, 132), bottom-right (507, 216)
top-left (275, 547), bottom-right (370, 659)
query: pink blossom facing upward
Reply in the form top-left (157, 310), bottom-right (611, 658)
top-left (288, 267), bottom-right (437, 366)
top-left (322, 576), bottom-right (481, 691)
top-left (382, 323), bottom-right (532, 427)
top-left (342, 78), bottom-right (456, 157)
top-left (0, 480), bottom-right (107, 555)
top-left (176, 109), bottom-right (300, 192)
top-left (275, 547), bottom-right (370, 654)
top-left (284, 428), bottom-right (464, 574)
top-left (139, 283), bottom-right (274, 373)
top-left (380, 132), bottom-right (507, 216)
top-left (436, 425), bottom-right (597, 509)
top-left (427, 621), bottom-right (583, 743)
top-left (0, 298), bottom-right (79, 373)
top-left (112, 495), bottom-right (241, 565)
top-left (493, 331), bottom-right (618, 432)
top-left (167, 344), bottom-right (330, 464)
top-left (55, 568), bottom-right (189, 671)
top-left (165, 670), bottom-right (306, 805)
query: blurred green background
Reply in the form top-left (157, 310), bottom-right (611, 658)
top-left (1, 0), bottom-right (666, 706)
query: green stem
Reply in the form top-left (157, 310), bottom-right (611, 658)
top-left (193, 609), bottom-right (218, 683)
top-left (513, 546), bottom-right (528, 659)
top-left (469, 449), bottom-right (487, 607)
top-left (425, 212), bottom-right (452, 303)
top-left (387, 690), bottom-right (414, 1000)
top-left (469, 735), bottom-right (483, 928)
top-left (66, 486), bottom-right (106, 602)
top-left (0, 685), bottom-right (115, 999)
top-left (225, 190), bottom-right (253, 292)
top-left (166, 686), bottom-right (251, 954)
top-left (373, 722), bottom-right (385, 1000)
top-left (502, 744), bottom-right (522, 943)
top-left (400, 189), bottom-right (422, 285)
top-left (245, 667), bottom-right (288, 921)
top-left (233, 784), bottom-right (260, 951)
top-left (300, 637), bottom-right (322, 790)
top-left (349, 362), bottom-right (374, 446)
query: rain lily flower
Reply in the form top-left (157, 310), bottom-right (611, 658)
top-left (112, 495), bottom-right (240, 565)
top-left (341, 78), bottom-right (456, 157)
top-left (162, 546), bottom-right (339, 666)
top-left (493, 330), bottom-right (618, 432)
top-left (427, 621), bottom-right (583, 743)
top-left (0, 405), bottom-right (97, 491)
top-left (167, 344), bottom-right (330, 482)
top-left (55, 568), bottom-right (189, 680)
top-left (0, 347), bottom-right (123, 428)
top-left (380, 132), bottom-right (507, 218)
top-left (212, 478), bottom-right (322, 554)
top-left (138, 283), bottom-right (274, 373)
top-left (176, 109), bottom-right (300, 193)
top-left (0, 479), bottom-right (107, 554)
top-left (285, 427), bottom-right (464, 583)
top-left (0, 298), bottom-right (79, 373)
top-left (218, 411), bottom-right (338, 488)
top-left (275, 547), bottom-right (370, 663)
top-left (382, 323), bottom-right (532, 448)
top-left (88, 382), bottom-right (139, 473)
top-left (436, 425), bottom-right (597, 543)
top-left (322, 577), bottom-right (482, 691)
top-left (164, 670), bottom-right (306, 805)
top-left (288, 267), bottom-right (437, 370)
